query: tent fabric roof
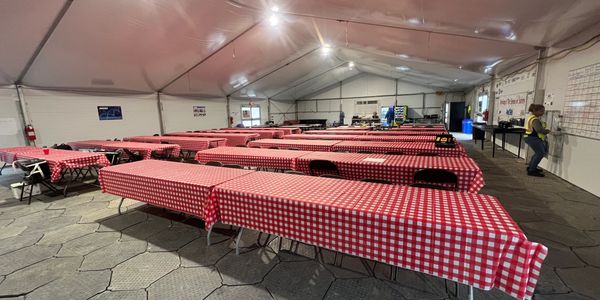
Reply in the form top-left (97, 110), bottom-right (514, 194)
top-left (1, 0), bottom-right (599, 99)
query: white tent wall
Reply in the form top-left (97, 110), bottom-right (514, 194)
top-left (269, 100), bottom-right (296, 124)
top-left (296, 74), bottom-right (451, 124)
top-left (20, 89), bottom-right (160, 146)
top-left (160, 95), bottom-right (227, 132)
top-left (0, 86), bottom-right (26, 147)
top-left (537, 42), bottom-right (600, 197)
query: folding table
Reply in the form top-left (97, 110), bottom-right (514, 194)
top-left (15, 148), bottom-right (111, 196)
top-left (283, 134), bottom-right (437, 142)
top-left (99, 160), bottom-right (254, 217)
top-left (166, 132), bottom-right (259, 147)
top-left (195, 147), bottom-right (311, 170)
top-left (295, 152), bottom-right (485, 193)
top-left (332, 141), bottom-right (468, 157)
top-left (123, 136), bottom-right (225, 159)
top-left (199, 129), bottom-right (284, 139)
top-left (305, 130), bottom-right (368, 135)
top-left (210, 172), bottom-right (547, 300)
top-left (247, 139), bottom-right (341, 152)
top-left (220, 127), bottom-right (298, 135)
top-left (68, 140), bottom-right (181, 159)
top-left (0, 146), bottom-right (37, 175)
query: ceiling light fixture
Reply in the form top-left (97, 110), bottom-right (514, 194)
top-left (268, 14), bottom-right (280, 26)
top-left (396, 66), bottom-right (410, 71)
top-left (348, 61), bottom-right (355, 68)
top-left (474, 29), bottom-right (480, 34)
top-left (397, 54), bottom-right (410, 59)
top-left (271, 6), bottom-right (279, 12)
top-left (321, 44), bottom-right (332, 55)
top-left (453, 79), bottom-right (459, 82)
top-left (506, 32), bottom-right (517, 40)
top-left (408, 17), bottom-right (422, 25)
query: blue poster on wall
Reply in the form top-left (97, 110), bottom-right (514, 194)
top-left (97, 106), bottom-right (123, 120)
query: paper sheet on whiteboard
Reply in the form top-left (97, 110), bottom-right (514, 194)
top-left (0, 118), bottom-right (18, 135)
top-left (363, 158), bottom-right (386, 163)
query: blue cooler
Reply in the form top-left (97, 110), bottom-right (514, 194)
top-left (462, 119), bottom-right (473, 134)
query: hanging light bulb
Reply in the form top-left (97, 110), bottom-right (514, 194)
top-left (321, 44), bottom-right (332, 55)
top-left (348, 61), bottom-right (355, 69)
top-left (269, 14), bottom-right (280, 26)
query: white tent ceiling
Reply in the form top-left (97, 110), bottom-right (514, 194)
top-left (1, 0), bottom-right (599, 99)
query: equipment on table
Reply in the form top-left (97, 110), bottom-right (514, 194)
top-left (435, 134), bottom-right (456, 148)
top-left (498, 121), bottom-right (513, 129)
top-left (411, 168), bottom-right (458, 191)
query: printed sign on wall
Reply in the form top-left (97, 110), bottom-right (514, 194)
top-left (97, 106), bottom-right (123, 120)
top-left (193, 106), bottom-right (206, 117)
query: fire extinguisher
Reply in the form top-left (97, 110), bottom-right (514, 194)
top-left (25, 125), bottom-right (37, 144)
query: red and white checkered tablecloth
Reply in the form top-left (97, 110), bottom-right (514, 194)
top-left (332, 141), bottom-right (467, 157)
top-left (247, 139), bottom-right (341, 152)
top-left (220, 127), bottom-right (298, 135)
top-left (210, 172), bottom-right (547, 300)
top-left (69, 140), bottom-right (180, 159)
top-left (295, 152), bottom-right (484, 193)
top-left (201, 129), bottom-right (284, 139)
top-left (367, 131), bottom-right (447, 136)
top-left (0, 146), bottom-right (37, 164)
top-left (284, 134), bottom-right (436, 143)
top-left (326, 127), bottom-right (371, 131)
top-left (195, 147), bottom-right (311, 169)
top-left (15, 148), bottom-right (111, 182)
top-left (166, 132), bottom-right (259, 146)
top-left (123, 136), bottom-right (226, 152)
top-left (99, 160), bottom-right (254, 220)
top-left (305, 130), bottom-right (368, 135)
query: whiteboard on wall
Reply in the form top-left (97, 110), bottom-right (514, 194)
top-left (494, 92), bottom-right (530, 124)
top-left (562, 62), bottom-right (600, 138)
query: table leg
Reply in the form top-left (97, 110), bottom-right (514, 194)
top-left (118, 197), bottom-right (125, 215)
top-left (207, 226), bottom-right (213, 246)
top-left (0, 162), bottom-right (6, 175)
top-left (492, 133), bottom-right (496, 157)
top-left (502, 132), bottom-right (506, 151)
top-left (469, 286), bottom-right (474, 300)
top-left (235, 227), bottom-right (245, 255)
top-left (518, 134), bottom-right (522, 158)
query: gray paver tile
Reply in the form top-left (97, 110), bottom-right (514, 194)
top-left (0, 256), bottom-right (83, 295)
top-left (528, 235), bottom-right (586, 268)
top-left (109, 251), bottom-right (180, 290)
top-left (179, 236), bottom-right (231, 267)
top-left (146, 225), bottom-right (202, 252)
top-left (37, 223), bottom-right (99, 245)
top-left (573, 246), bottom-right (600, 267)
top-left (0, 219), bottom-right (14, 228)
top-left (557, 267), bottom-right (600, 299)
top-left (206, 285), bottom-right (272, 300)
top-left (27, 270), bottom-right (110, 299)
top-left (47, 193), bottom-right (94, 209)
top-left (534, 292), bottom-right (595, 299)
top-left (216, 248), bottom-right (279, 285)
top-left (78, 207), bottom-right (119, 224)
top-left (264, 260), bottom-right (333, 300)
top-left (57, 231), bottom-right (121, 257)
top-left (90, 290), bottom-right (147, 300)
top-left (0, 233), bottom-right (42, 256)
top-left (536, 265), bottom-right (571, 294)
top-left (0, 202), bottom-right (50, 220)
top-left (8, 209), bottom-right (63, 228)
top-left (80, 240), bottom-right (147, 271)
top-left (148, 266), bottom-right (221, 300)
top-left (0, 244), bottom-right (60, 276)
top-left (98, 211), bottom-right (147, 232)
top-left (520, 222), bottom-right (596, 247)
top-left (586, 230), bottom-right (600, 244)
top-left (22, 215), bottom-right (81, 235)
top-left (62, 201), bottom-right (111, 218)
top-left (120, 216), bottom-right (171, 242)
top-left (0, 225), bottom-right (27, 240)
top-left (324, 277), bottom-right (405, 300)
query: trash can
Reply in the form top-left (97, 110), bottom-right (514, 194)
top-left (10, 183), bottom-right (41, 200)
top-left (462, 119), bottom-right (473, 134)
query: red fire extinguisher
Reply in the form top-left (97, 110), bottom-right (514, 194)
top-left (25, 125), bottom-right (37, 142)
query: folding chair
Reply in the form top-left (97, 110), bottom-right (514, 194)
top-left (284, 170), bottom-right (304, 175)
top-left (53, 144), bottom-right (73, 150)
top-left (13, 159), bottom-right (60, 204)
top-left (223, 164), bottom-right (244, 169)
top-left (384, 151), bottom-right (404, 155)
top-left (416, 152), bottom-right (438, 156)
top-left (411, 169), bottom-right (458, 191)
top-left (361, 178), bottom-right (392, 184)
top-left (122, 148), bottom-right (144, 163)
top-left (320, 174), bottom-right (343, 179)
top-left (205, 161), bottom-right (223, 167)
top-left (309, 160), bottom-right (339, 177)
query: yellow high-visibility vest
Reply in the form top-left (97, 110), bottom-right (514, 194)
top-left (525, 114), bottom-right (546, 139)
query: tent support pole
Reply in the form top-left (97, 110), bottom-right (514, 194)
top-left (156, 92), bottom-right (165, 135)
top-left (395, 79), bottom-right (398, 106)
top-left (226, 96), bottom-right (231, 128)
top-left (267, 98), bottom-right (272, 124)
top-left (15, 85), bottom-right (31, 146)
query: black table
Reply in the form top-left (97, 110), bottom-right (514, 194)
top-left (473, 125), bottom-right (526, 158)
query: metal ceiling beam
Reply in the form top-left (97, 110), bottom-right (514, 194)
top-left (16, 0), bottom-right (74, 84)
top-left (158, 21), bottom-right (262, 92)
top-left (227, 47), bottom-right (320, 97)
top-left (228, 0), bottom-right (538, 48)
top-left (269, 62), bottom-right (349, 99)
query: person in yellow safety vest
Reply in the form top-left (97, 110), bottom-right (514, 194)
top-left (524, 104), bottom-right (551, 177)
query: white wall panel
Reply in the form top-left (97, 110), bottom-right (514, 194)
top-left (21, 88), bottom-right (160, 146)
top-left (161, 95), bottom-right (227, 132)
top-left (0, 86), bottom-right (26, 147)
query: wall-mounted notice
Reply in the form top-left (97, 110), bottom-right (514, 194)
top-left (97, 106), bottom-right (123, 120)
top-left (193, 106), bottom-right (206, 117)
top-left (0, 118), bottom-right (18, 135)
top-left (495, 93), bottom-right (528, 123)
top-left (562, 62), bottom-right (600, 138)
